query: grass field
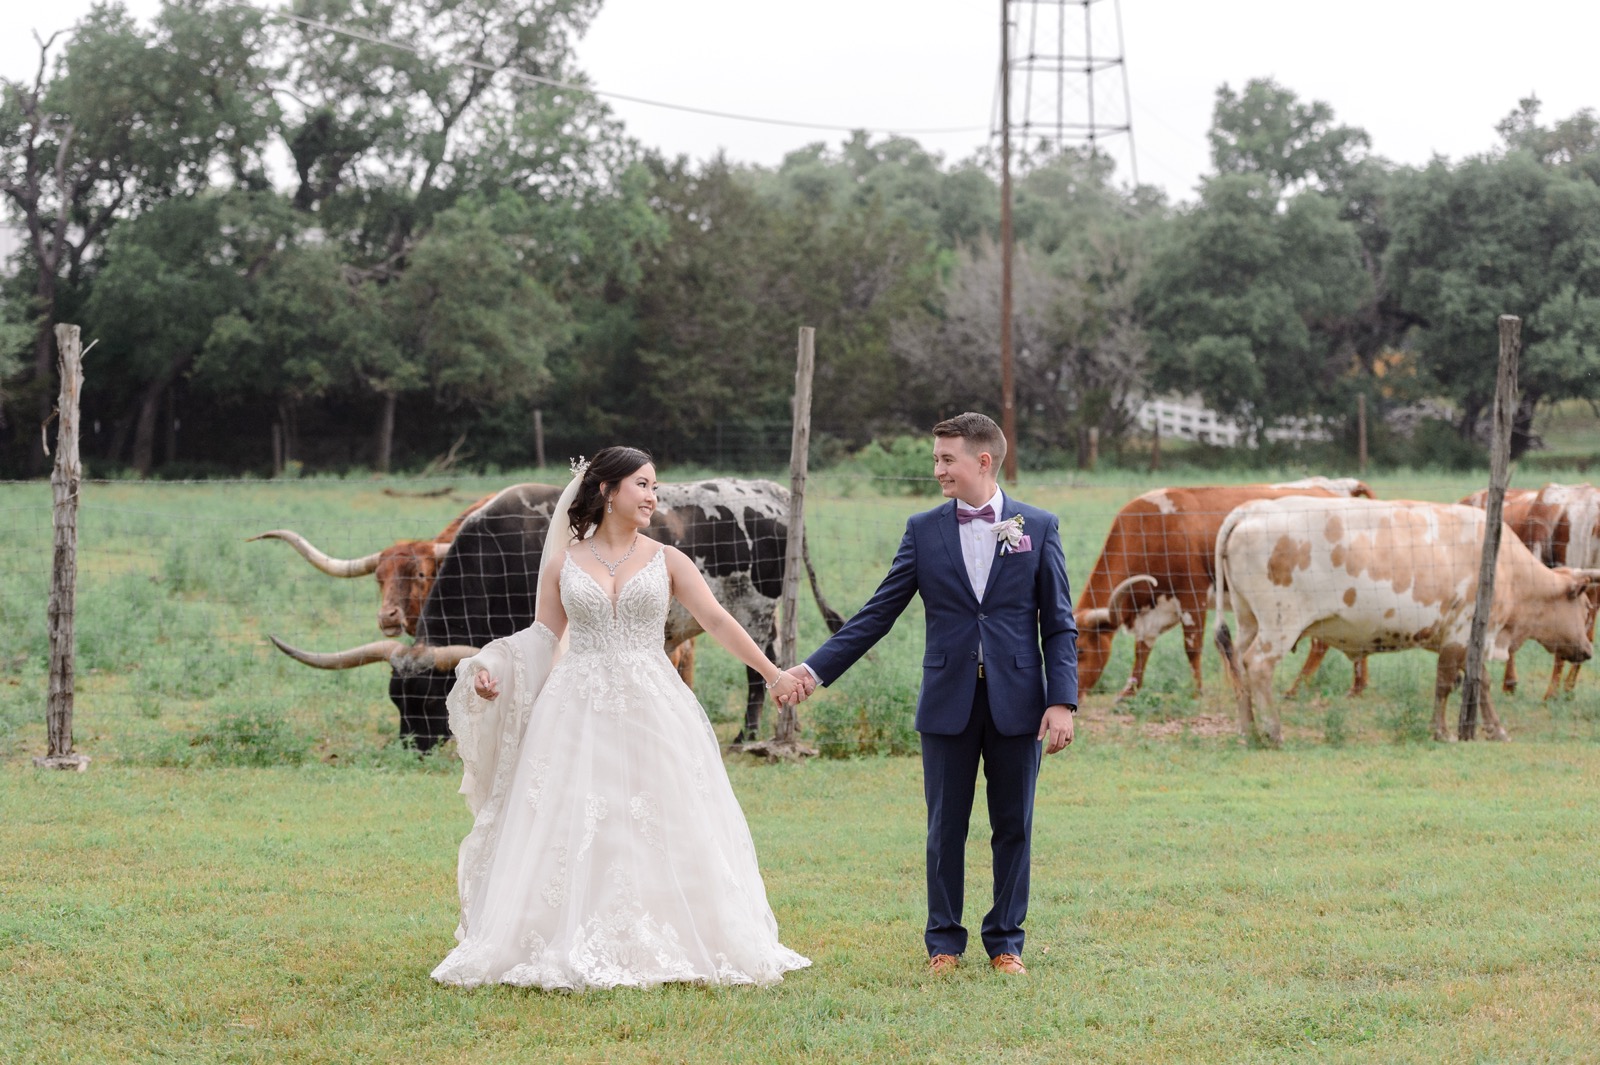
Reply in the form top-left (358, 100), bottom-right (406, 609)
top-left (5, 747), bottom-right (1599, 1063)
top-left (4, 465), bottom-right (1600, 1061)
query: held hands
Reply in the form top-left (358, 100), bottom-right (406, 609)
top-left (473, 668), bottom-right (500, 701)
top-left (1038, 704), bottom-right (1075, 755)
top-left (765, 669), bottom-right (804, 707)
top-left (783, 664), bottom-right (818, 701)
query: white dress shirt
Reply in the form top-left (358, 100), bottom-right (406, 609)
top-left (957, 486), bottom-right (1004, 602)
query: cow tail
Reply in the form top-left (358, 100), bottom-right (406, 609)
top-left (1213, 507), bottom-right (1244, 689)
top-left (802, 530), bottom-right (847, 633)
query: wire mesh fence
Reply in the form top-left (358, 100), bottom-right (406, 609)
top-left (4, 467), bottom-right (1600, 765)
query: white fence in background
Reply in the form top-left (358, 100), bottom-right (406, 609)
top-left (1136, 397), bottom-right (1331, 447)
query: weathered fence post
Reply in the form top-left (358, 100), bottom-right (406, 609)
top-left (36, 324), bottom-right (90, 772)
top-left (1460, 315), bottom-right (1520, 740)
top-left (1149, 418), bottom-right (1161, 472)
top-left (1356, 392), bottom-right (1368, 475)
top-left (773, 326), bottom-right (815, 750)
top-left (532, 408), bottom-right (546, 469)
top-left (743, 327), bottom-right (817, 760)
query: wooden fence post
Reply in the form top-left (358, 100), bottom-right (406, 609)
top-left (1460, 315), bottom-right (1520, 740)
top-left (1356, 392), bottom-right (1368, 475)
top-left (533, 409), bottom-right (546, 470)
top-left (774, 326), bottom-right (815, 747)
top-left (743, 327), bottom-right (817, 760)
top-left (36, 324), bottom-right (90, 772)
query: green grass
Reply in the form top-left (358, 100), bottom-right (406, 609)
top-left (4, 747), bottom-right (1600, 1063)
top-left (5, 466), bottom-right (1600, 1060)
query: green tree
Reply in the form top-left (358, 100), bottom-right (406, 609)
top-left (367, 196), bottom-right (568, 471)
top-left (1142, 174), bottom-right (1371, 444)
top-left (279, 0), bottom-right (654, 468)
top-left (1209, 78), bottom-right (1371, 195)
top-left (1385, 148), bottom-right (1600, 455)
top-left (83, 192), bottom-right (291, 475)
top-left (0, 0), bottom-right (275, 470)
top-left (193, 238), bottom-right (361, 470)
top-left (896, 149), bottom-right (1156, 462)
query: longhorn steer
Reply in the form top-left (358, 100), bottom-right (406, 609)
top-left (1074, 480), bottom-right (1374, 700)
top-left (1214, 497), bottom-right (1599, 746)
top-left (250, 494), bottom-right (494, 637)
top-left (268, 480), bottom-right (844, 750)
top-left (253, 493), bottom-right (701, 679)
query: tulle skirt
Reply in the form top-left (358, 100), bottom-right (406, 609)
top-left (432, 643), bottom-right (810, 990)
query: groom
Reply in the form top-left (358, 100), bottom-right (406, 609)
top-left (789, 412), bottom-right (1077, 976)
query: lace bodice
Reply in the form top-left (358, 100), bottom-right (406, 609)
top-left (560, 547), bottom-right (671, 657)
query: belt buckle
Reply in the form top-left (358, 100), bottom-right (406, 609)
top-left (977, 662), bottom-right (985, 680)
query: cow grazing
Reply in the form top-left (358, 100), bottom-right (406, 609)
top-left (1462, 483), bottom-right (1600, 698)
top-left (1074, 480), bottom-right (1374, 700)
top-left (268, 480), bottom-right (844, 750)
top-left (1214, 497), bottom-right (1600, 746)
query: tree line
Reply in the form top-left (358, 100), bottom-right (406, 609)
top-left (3, 0), bottom-right (1598, 478)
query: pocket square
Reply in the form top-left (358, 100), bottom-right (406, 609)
top-left (1006, 534), bottom-right (1033, 554)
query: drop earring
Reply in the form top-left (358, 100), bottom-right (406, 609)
top-left (607, 500), bottom-right (612, 514)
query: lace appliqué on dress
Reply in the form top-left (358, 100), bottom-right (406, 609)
top-left (432, 545), bottom-right (810, 991)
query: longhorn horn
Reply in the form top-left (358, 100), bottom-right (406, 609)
top-left (426, 645), bottom-right (482, 671)
top-left (1106, 574), bottom-right (1158, 627)
top-left (268, 635), bottom-right (483, 672)
top-left (248, 529), bottom-right (383, 578)
top-left (269, 636), bottom-right (407, 669)
top-left (432, 541), bottom-right (452, 560)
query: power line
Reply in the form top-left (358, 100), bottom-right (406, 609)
top-left (235, 3), bottom-right (989, 138)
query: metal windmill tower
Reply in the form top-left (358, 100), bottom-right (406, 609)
top-left (1001, 0), bottom-right (1137, 182)
top-left (996, 0), bottom-right (1136, 480)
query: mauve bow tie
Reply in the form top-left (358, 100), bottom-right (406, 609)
top-left (956, 504), bottom-right (996, 525)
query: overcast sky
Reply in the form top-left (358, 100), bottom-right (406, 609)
top-left (4, 1), bottom-right (1599, 203)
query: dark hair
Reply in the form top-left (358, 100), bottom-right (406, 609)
top-left (932, 411), bottom-right (1006, 469)
top-left (568, 446), bottom-right (654, 541)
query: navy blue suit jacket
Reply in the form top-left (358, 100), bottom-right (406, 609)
top-left (806, 495), bottom-right (1078, 736)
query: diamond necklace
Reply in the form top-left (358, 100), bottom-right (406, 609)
top-left (588, 534), bottom-right (639, 578)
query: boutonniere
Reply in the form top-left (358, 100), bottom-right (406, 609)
top-left (996, 514), bottom-right (1028, 554)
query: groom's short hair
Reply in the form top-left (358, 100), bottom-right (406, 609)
top-left (933, 412), bottom-right (1006, 469)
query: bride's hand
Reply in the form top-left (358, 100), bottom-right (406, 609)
top-left (473, 669), bottom-right (500, 700)
top-left (766, 670), bottom-right (802, 706)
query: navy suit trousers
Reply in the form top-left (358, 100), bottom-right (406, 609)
top-left (920, 676), bottom-right (1042, 959)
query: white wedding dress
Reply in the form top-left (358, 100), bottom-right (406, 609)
top-left (431, 547), bottom-right (810, 990)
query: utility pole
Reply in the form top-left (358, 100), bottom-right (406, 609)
top-left (1000, 0), bottom-right (1018, 483)
top-left (999, 1), bottom-right (1138, 482)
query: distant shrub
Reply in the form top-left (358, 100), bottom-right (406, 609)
top-left (1397, 419), bottom-right (1481, 471)
top-left (148, 701), bottom-right (310, 767)
top-left (848, 437), bottom-right (939, 496)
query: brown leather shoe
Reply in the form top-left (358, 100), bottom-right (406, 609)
top-left (928, 953), bottom-right (960, 975)
top-left (990, 953), bottom-right (1027, 975)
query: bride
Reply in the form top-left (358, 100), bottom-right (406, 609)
top-left (431, 446), bottom-right (811, 990)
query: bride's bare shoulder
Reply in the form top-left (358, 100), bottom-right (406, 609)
top-left (660, 543), bottom-right (697, 574)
